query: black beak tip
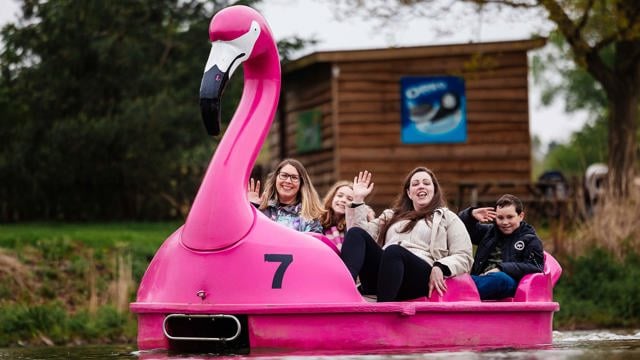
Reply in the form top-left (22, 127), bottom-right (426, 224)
top-left (200, 98), bottom-right (221, 136)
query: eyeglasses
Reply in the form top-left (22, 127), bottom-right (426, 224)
top-left (277, 172), bottom-right (300, 183)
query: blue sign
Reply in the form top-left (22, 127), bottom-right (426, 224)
top-left (400, 76), bottom-right (467, 144)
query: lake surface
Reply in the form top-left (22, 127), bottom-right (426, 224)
top-left (1, 330), bottom-right (639, 359)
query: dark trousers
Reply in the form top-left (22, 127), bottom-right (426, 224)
top-left (340, 227), bottom-right (431, 302)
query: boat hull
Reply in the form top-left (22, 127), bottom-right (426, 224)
top-left (131, 301), bottom-right (559, 353)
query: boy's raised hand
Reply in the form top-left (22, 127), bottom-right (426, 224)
top-left (352, 170), bottom-right (374, 203)
top-left (472, 207), bottom-right (496, 223)
top-left (248, 178), bottom-right (261, 204)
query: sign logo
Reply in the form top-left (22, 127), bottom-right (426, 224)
top-left (514, 241), bottom-right (525, 251)
top-left (400, 76), bottom-right (467, 144)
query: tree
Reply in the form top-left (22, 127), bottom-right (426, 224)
top-left (0, 0), bottom-right (262, 221)
top-left (335, 0), bottom-right (640, 197)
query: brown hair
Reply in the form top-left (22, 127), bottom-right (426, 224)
top-left (319, 180), bottom-right (353, 231)
top-left (259, 158), bottom-right (324, 221)
top-left (496, 194), bottom-right (524, 214)
top-left (378, 167), bottom-right (446, 245)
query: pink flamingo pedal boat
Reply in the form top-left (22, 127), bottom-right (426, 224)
top-left (130, 5), bottom-right (562, 355)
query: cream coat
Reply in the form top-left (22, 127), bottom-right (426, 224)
top-left (346, 205), bottom-right (473, 277)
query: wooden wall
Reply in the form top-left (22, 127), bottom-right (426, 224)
top-left (272, 40), bottom-right (542, 212)
top-left (267, 63), bottom-right (338, 200)
top-left (335, 51), bottom-right (531, 211)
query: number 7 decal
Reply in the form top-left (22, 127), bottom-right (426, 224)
top-left (264, 254), bottom-right (293, 289)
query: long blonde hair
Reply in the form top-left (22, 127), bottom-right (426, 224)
top-left (259, 159), bottom-right (323, 221)
top-left (320, 180), bottom-right (353, 231)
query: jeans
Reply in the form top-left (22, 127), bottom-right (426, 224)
top-left (472, 271), bottom-right (517, 300)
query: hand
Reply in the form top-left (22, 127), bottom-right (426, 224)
top-left (353, 170), bottom-right (374, 203)
top-left (481, 268), bottom-right (500, 276)
top-left (248, 178), bottom-right (261, 204)
top-left (472, 207), bottom-right (496, 223)
top-left (366, 207), bottom-right (376, 221)
top-left (428, 266), bottom-right (447, 298)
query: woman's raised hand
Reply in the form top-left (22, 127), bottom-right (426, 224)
top-left (352, 170), bottom-right (374, 203)
top-left (248, 178), bottom-right (261, 204)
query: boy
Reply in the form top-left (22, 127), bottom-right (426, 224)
top-left (458, 194), bottom-right (544, 300)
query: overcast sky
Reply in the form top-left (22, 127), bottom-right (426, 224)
top-left (0, 0), bottom-right (590, 146)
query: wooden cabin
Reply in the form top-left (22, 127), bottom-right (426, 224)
top-left (264, 38), bottom-right (546, 212)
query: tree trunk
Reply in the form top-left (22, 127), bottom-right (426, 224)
top-left (605, 40), bottom-right (640, 198)
top-left (607, 88), bottom-right (637, 197)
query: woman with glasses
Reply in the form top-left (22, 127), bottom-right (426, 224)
top-left (340, 168), bottom-right (473, 302)
top-left (248, 158), bottom-right (323, 233)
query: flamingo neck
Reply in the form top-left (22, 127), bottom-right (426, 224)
top-left (182, 48), bottom-right (281, 251)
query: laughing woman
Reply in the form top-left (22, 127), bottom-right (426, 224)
top-left (249, 158), bottom-right (324, 233)
top-left (340, 168), bottom-right (473, 302)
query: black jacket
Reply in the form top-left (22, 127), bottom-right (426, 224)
top-left (458, 207), bottom-right (544, 281)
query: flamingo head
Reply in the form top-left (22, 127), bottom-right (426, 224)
top-left (199, 6), bottom-right (275, 136)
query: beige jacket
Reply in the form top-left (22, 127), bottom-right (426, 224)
top-left (346, 205), bottom-right (473, 277)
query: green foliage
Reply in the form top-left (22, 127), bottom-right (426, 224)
top-left (555, 249), bottom-right (640, 329)
top-left (544, 118), bottom-right (608, 177)
top-left (0, 303), bottom-right (67, 346)
top-left (532, 31), bottom-right (610, 116)
top-left (0, 303), bottom-right (136, 347)
top-left (0, 222), bottom-right (164, 346)
top-left (0, 0), bottom-right (265, 221)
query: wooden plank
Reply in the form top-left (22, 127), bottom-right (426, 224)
top-left (339, 159), bottom-right (530, 174)
top-left (468, 113), bottom-right (529, 123)
top-left (337, 111), bottom-right (528, 124)
top-left (337, 76), bottom-right (527, 93)
top-left (340, 123), bottom-right (400, 134)
top-left (335, 87), bottom-right (528, 102)
top-left (284, 39), bottom-right (545, 72)
top-left (465, 131), bottom-right (531, 143)
top-left (336, 66), bottom-right (529, 82)
top-left (337, 52), bottom-right (527, 74)
top-left (340, 144), bottom-right (531, 160)
top-left (286, 94), bottom-right (332, 113)
top-left (466, 88), bottom-right (528, 101)
top-left (467, 100), bottom-right (529, 112)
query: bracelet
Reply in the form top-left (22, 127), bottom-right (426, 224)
top-left (349, 202), bottom-right (364, 208)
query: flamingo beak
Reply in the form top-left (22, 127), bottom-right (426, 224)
top-left (199, 64), bottom-right (227, 136)
top-left (199, 21), bottom-right (260, 136)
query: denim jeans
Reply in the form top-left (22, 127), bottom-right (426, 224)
top-left (472, 271), bottom-right (517, 300)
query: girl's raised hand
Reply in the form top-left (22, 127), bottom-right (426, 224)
top-left (248, 178), bottom-right (261, 204)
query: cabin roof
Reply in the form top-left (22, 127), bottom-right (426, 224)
top-left (284, 38), bottom-right (547, 74)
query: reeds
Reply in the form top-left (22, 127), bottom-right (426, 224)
top-left (566, 188), bottom-right (640, 260)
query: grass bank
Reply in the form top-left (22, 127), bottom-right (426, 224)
top-left (0, 222), bottom-right (178, 347)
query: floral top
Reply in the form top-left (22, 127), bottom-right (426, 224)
top-left (260, 200), bottom-right (323, 233)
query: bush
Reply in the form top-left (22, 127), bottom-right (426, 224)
top-left (555, 248), bottom-right (640, 328)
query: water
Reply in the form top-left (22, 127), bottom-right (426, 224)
top-left (1, 330), bottom-right (639, 359)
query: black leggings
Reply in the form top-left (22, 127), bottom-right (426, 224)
top-left (340, 227), bottom-right (432, 302)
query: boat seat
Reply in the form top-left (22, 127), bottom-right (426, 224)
top-left (499, 251), bottom-right (562, 302)
top-left (411, 251), bottom-right (561, 303)
top-left (409, 273), bottom-right (481, 302)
